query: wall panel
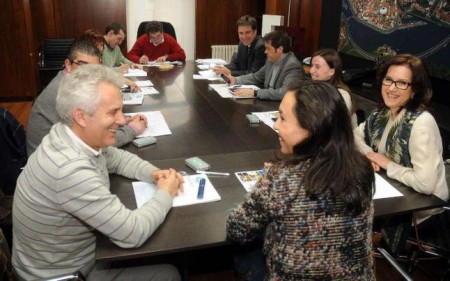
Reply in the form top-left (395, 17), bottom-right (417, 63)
top-left (0, 0), bottom-right (37, 100)
top-left (265, 0), bottom-right (322, 57)
top-left (195, 0), bottom-right (264, 59)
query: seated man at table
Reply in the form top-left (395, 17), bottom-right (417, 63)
top-left (26, 40), bottom-right (147, 157)
top-left (103, 22), bottom-right (140, 73)
top-left (127, 20), bottom-right (186, 64)
top-left (225, 30), bottom-right (306, 100)
top-left (12, 64), bottom-right (183, 281)
top-left (214, 15), bottom-right (266, 76)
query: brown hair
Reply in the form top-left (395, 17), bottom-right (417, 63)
top-left (80, 29), bottom-right (104, 51)
top-left (312, 49), bottom-right (356, 113)
top-left (236, 15), bottom-right (257, 30)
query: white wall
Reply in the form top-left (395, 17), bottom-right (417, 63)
top-left (126, 0), bottom-right (196, 60)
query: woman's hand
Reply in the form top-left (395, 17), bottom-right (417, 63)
top-left (366, 152), bottom-right (391, 171)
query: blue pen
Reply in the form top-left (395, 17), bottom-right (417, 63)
top-left (197, 178), bottom-right (206, 199)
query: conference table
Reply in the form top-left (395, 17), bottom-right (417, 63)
top-left (95, 61), bottom-right (445, 265)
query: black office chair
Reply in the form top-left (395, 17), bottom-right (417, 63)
top-left (41, 38), bottom-right (75, 69)
top-left (405, 163), bottom-right (450, 280)
top-left (136, 21), bottom-right (176, 40)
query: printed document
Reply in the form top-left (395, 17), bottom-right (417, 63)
top-left (124, 69), bottom-right (147, 77)
top-left (135, 80), bottom-right (154, 87)
top-left (235, 170), bottom-right (265, 192)
top-left (139, 87), bottom-right (159, 95)
top-left (122, 92), bottom-right (144, 105)
top-left (210, 84), bottom-right (259, 99)
top-left (126, 111), bottom-right (172, 137)
top-left (252, 111), bottom-right (279, 131)
top-left (133, 174), bottom-right (221, 207)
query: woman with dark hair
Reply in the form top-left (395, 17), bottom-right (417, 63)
top-left (310, 48), bottom-right (358, 127)
top-left (227, 81), bottom-right (375, 280)
top-left (354, 54), bottom-right (448, 252)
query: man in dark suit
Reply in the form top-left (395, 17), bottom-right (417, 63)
top-left (214, 15), bottom-right (266, 76)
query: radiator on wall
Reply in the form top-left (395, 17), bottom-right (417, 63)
top-left (211, 45), bottom-right (238, 63)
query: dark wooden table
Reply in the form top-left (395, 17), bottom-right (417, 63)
top-left (96, 61), bottom-right (445, 262)
top-left (122, 62), bottom-right (280, 161)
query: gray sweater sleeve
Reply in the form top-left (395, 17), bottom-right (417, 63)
top-left (114, 125), bottom-right (136, 147)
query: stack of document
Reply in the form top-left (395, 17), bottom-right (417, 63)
top-left (252, 111), bottom-right (279, 131)
top-left (124, 69), bottom-right (147, 77)
top-left (133, 174), bottom-right (221, 207)
top-left (195, 58), bottom-right (227, 65)
top-left (143, 61), bottom-right (182, 67)
top-left (193, 70), bottom-right (222, 81)
top-left (123, 92), bottom-right (144, 105)
top-left (209, 84), bottom-right (260, 99)
top-left (135, 80), bottom-right (159, 95)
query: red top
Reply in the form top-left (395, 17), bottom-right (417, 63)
top-left (126, 33), bottom-right (186, 62)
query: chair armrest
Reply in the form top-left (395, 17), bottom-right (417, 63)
top-left (36, 271), bottom-right (85, 281)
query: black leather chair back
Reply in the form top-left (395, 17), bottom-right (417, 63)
top-left (41, 38), bottom-right (75, 69)
top-left (136, 21), bottom-right (176, 40)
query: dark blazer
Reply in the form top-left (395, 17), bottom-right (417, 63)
top-left (226, 36), bottom-right (266, 76)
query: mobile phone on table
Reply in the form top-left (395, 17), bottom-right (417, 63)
top-left (221, 74), bottom-right (231, 84)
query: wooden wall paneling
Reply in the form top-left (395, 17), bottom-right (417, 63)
top-left (30, 0), bottom-right (57, 50)
top-left (32, 0), bottom-right (127, 50)
top-left (0, 0), bottom-right (37, 100)
top-left (195, 0), bottom-right (265, 59)
top-left (23, 0), bottom-right (40, 96)
top-left (298, 0), bottom-right (321, 56)
top-left (265, 0), bottom-right (322, 57)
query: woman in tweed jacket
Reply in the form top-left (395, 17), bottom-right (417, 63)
top-left (227, 81), bottom-right (375, 280)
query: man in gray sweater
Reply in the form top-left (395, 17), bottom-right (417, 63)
top-left (13, 64), bottom-right (183, 280)
top-left (26, 40), bottom-right (147, 157)
top-left (225, 30), bottom-right (307, 100)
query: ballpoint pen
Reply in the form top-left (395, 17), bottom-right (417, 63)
top-left (196, 171), bottom-right (230, 176)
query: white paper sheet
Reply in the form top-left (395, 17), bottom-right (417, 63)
top-left (139, 87), bottom-right (159, 95)
top-left (197, 64), bottom-right (212, 70)
top-left (374, 173), bottom-right (404, 199)
top-left (252, 111), bottom-right (279, 131)
top-left (209, 84), bottom-right (259, 99)
top-left (195, 58), bottom-right (227, 65)
top-left (198, 70), bottom-right (221, 80)
top-left (141, 61), bottom-right (182, 67)
top-left (135, 80), bottom-right (154, 87)
top-left (122, 92), bottom-right (144, 105)
top-left (193, 74), bottom-right (208, 80)
top-left (124, 69), bottom-right (148, 77)
top-left (133, 175), bottom-right (221, 207)
top-left (126, 111), bottom-right (172, 137)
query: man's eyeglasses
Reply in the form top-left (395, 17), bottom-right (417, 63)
top-left (382, 77), bottom-right (411, 90)
top-left (70, 60), bottom-right (89, 66)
